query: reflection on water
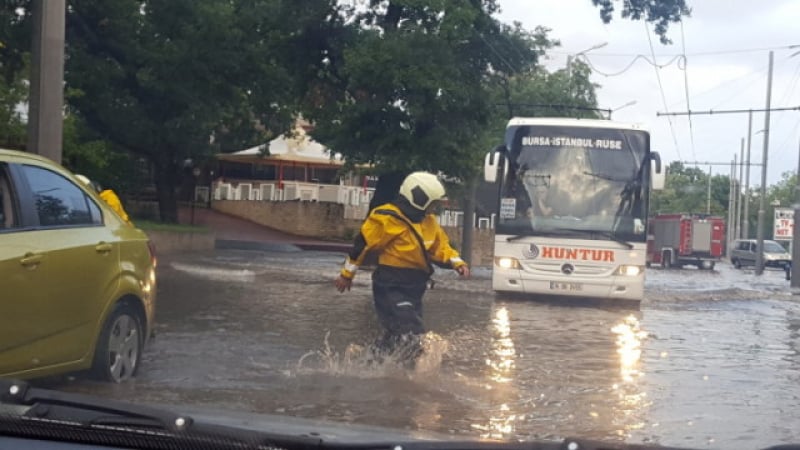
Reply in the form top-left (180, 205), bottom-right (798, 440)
top-left (488, 307), bottom-right (516, 384)
top-left (611, 315), bottom-right (649, 439)
top-left (472, 306), bottom-right (520, 439)
top-left (49, 251), bottom-right (800, 449)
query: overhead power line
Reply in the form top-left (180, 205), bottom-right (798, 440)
top-left (578, 54), bottom-right (683, 77)
top-left (680, 20), bottom-right (696, 161)
top-left (646, 23), bottom-right (681, 160)
top-left (551, 44), bottom-right (800, 58)
top-left (680, 160), bottom-right (763, 167)
top-left (657, 106), bottom-right (800, 116)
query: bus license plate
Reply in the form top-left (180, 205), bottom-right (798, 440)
top-left (549, 281), bottom-right (583, 291)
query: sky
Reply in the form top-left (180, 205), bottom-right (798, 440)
top-left (497, 0), bottom-right (800, 187)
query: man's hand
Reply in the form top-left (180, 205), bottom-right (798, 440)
top-left (456, 265), bottom-right (470, 279)
top-left (335, 275), bottom-right (353, 292)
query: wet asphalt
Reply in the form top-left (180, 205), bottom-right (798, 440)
top-left (44, 248), bottom-right (800, 450)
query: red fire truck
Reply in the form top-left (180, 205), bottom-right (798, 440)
top-left (646, 214), bottom-right (726, 270)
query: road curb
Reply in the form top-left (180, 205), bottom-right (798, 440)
top-left (215, 239), bottom-right (350, 254)
top-left (215, 239), bottom-right (303, 253)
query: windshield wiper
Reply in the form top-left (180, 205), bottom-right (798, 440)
top-left (594, 231), bottom-right (634, 249)
top-left (582, 171), bottom-right (634, 183)
top-left (507, 233), bottom-right (537, 242)
top-left (0, 379), bottom-right (320, 450)
top-left (506, 228), bottom-right (633, 249)
top-left (0, 379), bottom-right (788, 450)
top-left (556, 228), bottom-right (634, 249)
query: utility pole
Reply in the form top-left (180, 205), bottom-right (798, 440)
top-left (728, 153), bottom-right (739, 241)
top-left (727, 161), bottom-right (734, 245)
top-left (793, 137), bottom-right (800, 288)
top-left (707, 165), bottom-right (713, 215)
top-left (738, 139), bottom-right (744, 238)
top-left (27, 0), bottom-right (65, 163)
top-left (755, 51), bottom-right (774, 276)
top-left (744, 111), bottom-right (753, 239)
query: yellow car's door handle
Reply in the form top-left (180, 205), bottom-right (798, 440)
top-left (95, 242), bottom-right (113, 254)
top-left (20, 253), bottom-right (43, 268)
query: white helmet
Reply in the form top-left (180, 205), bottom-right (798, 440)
top-left (399, 172), bottom-right (446, 210)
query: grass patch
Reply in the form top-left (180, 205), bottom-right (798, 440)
top-left (134, 220), bottom-right (210, 233)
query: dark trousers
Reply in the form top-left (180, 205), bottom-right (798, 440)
top-left (371, 265), bottom-right (429, 360)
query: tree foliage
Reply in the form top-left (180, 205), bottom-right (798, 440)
top-left (61, 113), bottom-right (143, 196)
top-left (302, 1), bottom-right (548, 181)
top-left (0, 0), bottom-right (693, 222)
top-left (650, 162), bottom-right (730, 216)
top-left (60, 0), bottom-right (328, 221)
top-left (0, 61), bottom-right (26, 149)
top-left (591, 0), bottom-right (691, 43)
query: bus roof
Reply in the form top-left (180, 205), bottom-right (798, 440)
top-left (507, 117), bottom-right (648, 132)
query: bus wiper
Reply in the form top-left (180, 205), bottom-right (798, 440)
top-left (583, 171), bottom-right (634, 183)
top-left (507, 232), bottom-right (541, 242)
top-left (557, 227), bottom-right (634, 249)
top-left (595, 231), bottom-right (634, 249)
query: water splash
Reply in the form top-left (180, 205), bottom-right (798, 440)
top-left (170, 262), bottom-right (255, 282)
top-left (293, 331), bottom-right (449, 379)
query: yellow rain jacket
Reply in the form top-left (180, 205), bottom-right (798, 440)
top-left (340, 203), bottom-right (466, 280)
top-left (99, 189), bottom-right (131, 224)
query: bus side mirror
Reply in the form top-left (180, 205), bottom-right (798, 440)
top-left (484, 145), bottom-right (507, 183)
top-left (651, 152), bottom-right (666, 190)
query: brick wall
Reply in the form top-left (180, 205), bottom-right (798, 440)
top-left (212, 200), bottom-right (495, 265)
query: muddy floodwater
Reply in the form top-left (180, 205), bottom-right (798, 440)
top-left (50, 249), bottom-right (800, 449)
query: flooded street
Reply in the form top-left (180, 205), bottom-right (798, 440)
top-left (52, 249), bottom-right (800, 449)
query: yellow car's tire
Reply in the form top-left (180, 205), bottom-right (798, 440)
top-left (91, 303), bottom-right (144, 383)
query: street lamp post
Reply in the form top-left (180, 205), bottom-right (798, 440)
top-left (608, 100), bottom-right (637, 119)
top-left (207, 170), bottom-right (215, 208)
top-left (567, 42), bottom-right (608, 109)
top-left (793, 137), bottom-right (800, 287)
top-left (191, 167), bottom-right (201, 226)
top-left (755, 51), bottom-right (774, 276)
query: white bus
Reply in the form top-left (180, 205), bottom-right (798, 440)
top-left (484, 118), bottom-right (665, 302)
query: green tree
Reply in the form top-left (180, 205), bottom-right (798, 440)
top-left (591, 0), bottom-right (691, 43)
top-left (745, 171), bottom-right (798, 240)
top-left (496, 60), bottom-right (602, 120)
top-left (651, 162), bottom-right (729, 216)
top-left (61, 113), bottom-right (142, 196)
top-left (0, 64), bottom-right (27, 149)
top-left (0, 0), bottom-right (692, 223)
top-left (61, 0), bottom-right (330, 222)
top-left (303, 1), bottom-right (544, 183)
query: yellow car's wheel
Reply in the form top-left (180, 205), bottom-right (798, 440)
top-left (92, 303), bottom-right (143, 383)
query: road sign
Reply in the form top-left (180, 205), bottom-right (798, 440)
top-left (774, 207), bottom-right (794, 241)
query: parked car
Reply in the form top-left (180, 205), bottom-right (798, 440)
top-left (0, 149), bottom-right (156, 382)
top-left (730, 238), bottom-right (791, 269)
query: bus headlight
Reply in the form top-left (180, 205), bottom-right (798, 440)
top-left (616, 265), bottom-right (644, 276)
top-left (495, 257), bottom-right (521, 269)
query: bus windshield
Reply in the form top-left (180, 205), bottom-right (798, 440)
top-left (497, 124), bottom-right (650, 242)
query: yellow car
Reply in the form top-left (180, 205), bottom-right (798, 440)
top-left (0, 149), bottom-right (156, 382)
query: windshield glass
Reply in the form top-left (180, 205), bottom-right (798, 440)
top-left (4, 2), bottom-right (800, 450)
top-left (764, 241), bottom-right (787, 253)
top-left (497, 125), bottom-right (649, 241)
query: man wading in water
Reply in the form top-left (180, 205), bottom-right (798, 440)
top-left (335, 172), bottom-right (470, 365)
